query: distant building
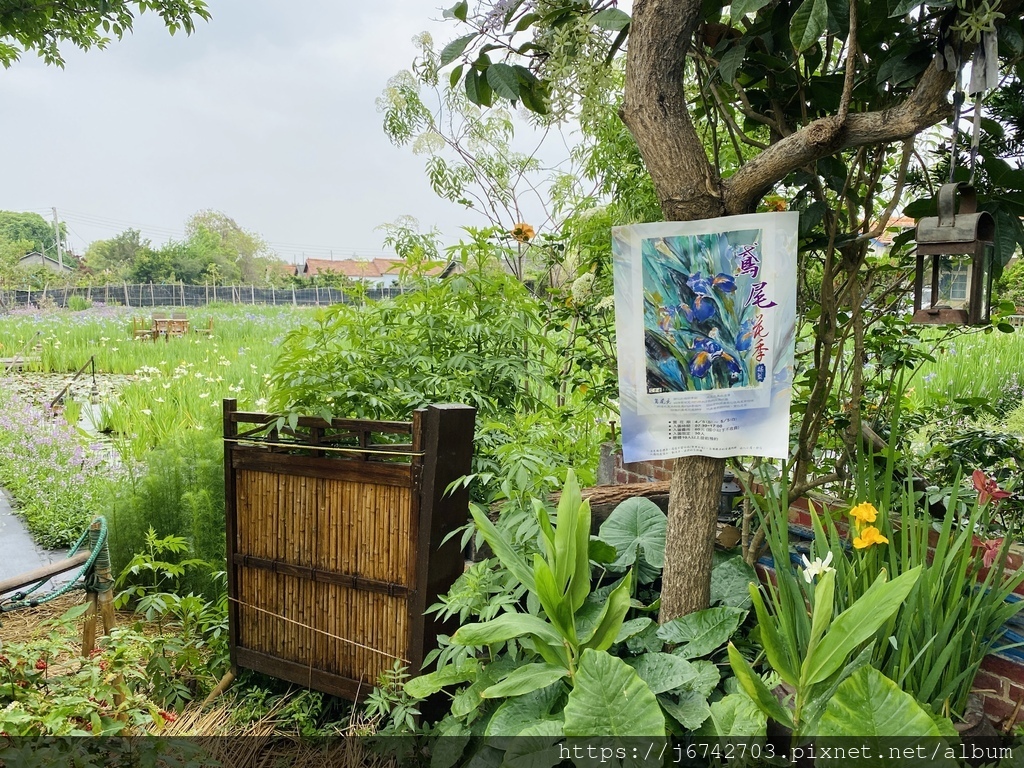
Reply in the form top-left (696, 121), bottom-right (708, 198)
top-left (300, 257), bottom-right (400, 286)
top-left (18, 251), bottom-right (74, 274)
top-left (870, 215), bottom-right (916, 252)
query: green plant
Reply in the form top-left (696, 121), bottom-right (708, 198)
top-left (728, 562), bottom-right (934, 741)
top-left (803, 464), bottom-right (1024, 719)
top-left (67, 295), bottom-right (92, 311)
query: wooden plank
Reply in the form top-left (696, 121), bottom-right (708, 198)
top-left (0, 550), bottom-right (91, 595)
top-left (235, 647), bottom-right (369, 701)
top-left (231, 449), bottom-right (414, 486)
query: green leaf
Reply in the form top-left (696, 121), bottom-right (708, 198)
top-left (589, 538), bottom-right (617, 564)
top-left (485, 683), bottom-right (563, 736)
top-left (486, 62), bottom-right (520, 101)
top-left (806, 568), bottom-right (835, 660)
top-left (789, 0), bottom-right (828, 52)
top-left (802, 567), bottom-right (921, 687)
top-left (888, 0), bottom-right (919, 17)
top-left (599, 497), bottom-right (667, 569)
top-left (449, 63), bottom-right (464, 90)
top-left (464, 67), bottom-right (493, 107)
top-left (710, 553), bottom-right (756, 609)
top-left (501, 719), bottom-right (564, 768)
top-left (470, 505), bottom-right (535, 592)
top-left (443, 0), bottom-right (468, 21)
top-left (404, 658), bottom-right (479, 699)
top-left (563, 649), bottom-right (666, 736)
top-left (569, 497), bottom-right (593, 612)
top-left (659, 691), bottom-right (712, 730)
top-left (718, 43), bottom-right (747, 84)
top-left (681, 660), bottom-right (721, 698)
top-left (590, 8), bottom-right (631, 30)
top-left (615, 617), bottom-right (654, 644)
top-left (60, 602), bottom-right (94, 621)
top-left (440, 34), bottom-right (476, 67)
top-left (452, 612), bottom-right (562, 648)
top-left (696, 693), bottom-right (768, 737)
top-left (482, 663), bottom-right (568, 699)
top-left (533, 556), bottom-right (573, 643)
top-left (657, 606), bottom-right (746, 658)
top-left (727, 643), bottom-right (794, 728)
top-left (817, 667), bottom-right (957, 762)
top-left (581, 569), bottom-right (632, 651)
top-left (731, 0), bottom-right (773, 23)
top-left (749, 583), bottom-right (799, 686)
top-left (431, 718), bottom-right (471, 768)
top-left (625, 653), bottom-right (700, 694)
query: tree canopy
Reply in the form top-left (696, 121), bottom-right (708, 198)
top-left (0, 0), bottom-right (210, 68)
top-left (426, 0), bottom-right (1024, 619)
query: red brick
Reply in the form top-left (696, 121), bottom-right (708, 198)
top-left (982, 694), bottom-right (1020, 724)
top-left (615, 468), bottom-right (629, 484)
top-left (980, 655), bottom-right (1024, 685)
top-left (972, 671), bottom-right (1009, 698)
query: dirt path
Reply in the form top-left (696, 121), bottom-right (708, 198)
top-left (0, 489), bottom-right (71, 592)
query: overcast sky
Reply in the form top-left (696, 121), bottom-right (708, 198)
top-left (0, 1), bottom-right (520, 264)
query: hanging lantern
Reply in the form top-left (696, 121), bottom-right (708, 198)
top-left (912, 182), bottom-right (995, 325)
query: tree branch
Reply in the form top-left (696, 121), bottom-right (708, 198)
top-left (622, 0), bottom-right (724, 222)
top-left (723, 60), bottom-right (956, 214)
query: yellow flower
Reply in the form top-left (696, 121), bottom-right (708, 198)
top-left (853, 526), bottom-right (889, 550)
top-left (511, 222), bottom-right (535, 243)
top-left (849, 502), bottom-right (878, 527)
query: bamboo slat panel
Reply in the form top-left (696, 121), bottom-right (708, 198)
top-left (224, 400), bottom-right (475, 701)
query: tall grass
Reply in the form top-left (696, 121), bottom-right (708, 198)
top-left (907, 330), bottom-right (1024, 413)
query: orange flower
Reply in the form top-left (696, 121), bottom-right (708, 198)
top-left (511, 222), bottom-right (535, 243)
top-left (853, 525), bottom-right (888, 550)
top-left (849, 501), bottom-right (878, 528)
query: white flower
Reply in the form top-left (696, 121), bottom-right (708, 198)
top-left (199, 392), bottom-right (210, 399)
top-left (141, 409), bottom-right (152, 416)
top-left (800, 551), bottom-right (835, 583)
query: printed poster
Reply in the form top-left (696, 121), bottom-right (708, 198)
top-left (612, 212), bottom-right (798, 461)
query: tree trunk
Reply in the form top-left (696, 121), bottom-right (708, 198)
top-left (659, 455), bottom-right (726, 622)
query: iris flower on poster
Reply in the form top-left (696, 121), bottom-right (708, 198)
top-left (642, 231), bottom-right (765, 394)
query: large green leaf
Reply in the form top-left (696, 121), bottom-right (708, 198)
top-left (625, 653), bottom-right (700, 695)
top-left (501, 718), bottom-right (564, 768)
top-left (481, 663), bottom-right (568, 699)
top-left (430, 717), bottom-right (471, 768)
top-left (599, 497), bottom-right (666, 569)
top-left (802, 567), bottom-right (921, 686)
top-left (816, 667), bottom-right (957, 766)
top-left (452, 612), bottom-right (562, 648)
top-left (710, 553), bottom-right (756, 610)
top-left (553, 469), bottom-right (582, 592)
top-left (658, 691), bottom-right (712, 730)
top-left (789, 0), bottom-right (828, 53)
top-left (727, 643), bottom-right (794, 728)
top-left (682, 660), bottom-right (721, 699)
top-left (484, 683), bottom-right (563, 736)
top-left (657, 606), bottom-right (746, 658)
top-left (695, 693), bottom-right (767, 737)
top-left (563, 649), bottom-right (666, 736)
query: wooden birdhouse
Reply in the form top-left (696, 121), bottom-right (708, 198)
top-left (912, 182), bottom-right (995, 326)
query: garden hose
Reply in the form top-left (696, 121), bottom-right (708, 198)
top-left (0, 516), bottom-right (110, 614)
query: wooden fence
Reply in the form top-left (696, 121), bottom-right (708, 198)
top-left (222, 399), bottom-right (475, 700)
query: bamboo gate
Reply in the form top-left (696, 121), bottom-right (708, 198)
top-left (223, 399), bottom-right (475, 699)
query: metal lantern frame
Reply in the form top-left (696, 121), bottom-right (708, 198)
top-left (913, 182), bottom-right (995, 326)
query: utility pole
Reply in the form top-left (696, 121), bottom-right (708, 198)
top-left (51, 207), bottom-right (63, 270)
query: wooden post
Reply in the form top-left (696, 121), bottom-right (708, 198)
top-left (123, 283), bottom-right (130, 308)
top-left (408, 404), bottom-right (476, 674)
top-left (150, 282), bottom-right (155, 307)
top-left (81, 518), bottom-right (115, 655)
top-left (251, 285), bottom-right (256, 305)
top-left (292, 286), bottom-right (296, 306)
